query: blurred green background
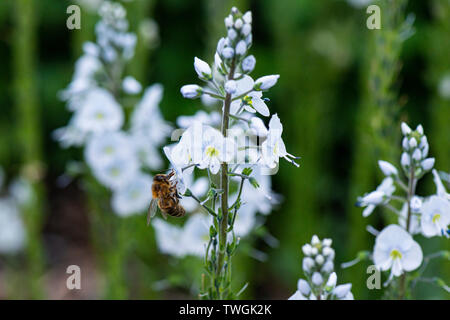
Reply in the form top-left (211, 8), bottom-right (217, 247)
top-left (0, 0), bottom-right (448, 299)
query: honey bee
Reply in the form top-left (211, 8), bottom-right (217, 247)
top-left (147, 170), bottom-right (185, 225)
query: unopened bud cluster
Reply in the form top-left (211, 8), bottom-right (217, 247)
top-left (218, 8), bottom-right (253, 66)
top-left (289, 235), bottom-right (353, 300)
top-left (400, 122), bottom-right (434, 176)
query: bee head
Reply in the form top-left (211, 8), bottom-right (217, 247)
top-left (154, 174), bottom-right (168, 183)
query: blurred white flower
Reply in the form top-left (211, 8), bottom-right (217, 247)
top-left (91, 155), bottom-right (139, 190)
top-left (182, 214), bottom-right (211, 257)
top-left (438, 74), bottom-right (450, 99)
top-left (254, 75), bottom-right (279, 91)
top-left (0, 198), bottom-right (26, 254)
top-left (152, 218), bottom-right (186, 258)
top-left (111, 173), bottom-right (153, 217)
top-left (373, 225), bottom-right (423, 281)
top-left (131, 84), bottom-right (171, 146)
top-left (122, 76), bottom-right (142, 94)
top-left (73, 88), bottom-right (124, 134)
top-left (378, 160), bottom-right (398, 177)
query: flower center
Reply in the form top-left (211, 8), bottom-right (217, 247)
top-left (432, 213), bottom-right (441, 224)
top-left (206, 146), bottom-right (219, 158)
top-left (390, 249), bottom-right (402, 260)
top-left (110, 167), bottom-right (121, 177)
top-left (96, 112), bottom-right (105, 120)
top-left (104, 146), bottom-right (115, 155)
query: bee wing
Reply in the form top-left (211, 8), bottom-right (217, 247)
top-left (147, 198), bottom-right (158, 226)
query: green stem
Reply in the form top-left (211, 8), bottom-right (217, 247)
top-left (215, 58), bottom-right (236, 299)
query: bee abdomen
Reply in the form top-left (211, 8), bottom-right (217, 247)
top-left (167, 205), bottom-right (185, 217)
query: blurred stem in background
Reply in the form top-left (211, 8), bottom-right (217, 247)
top-left (267, 0), bottom-right (346, 287)
top-left (427, 0), bottom-right (450, 291)
top-left (347, 0), bottom-right (410, 297)
top-left (12, 0), bottom-right (46, 298)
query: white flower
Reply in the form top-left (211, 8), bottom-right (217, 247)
top-left (249, 117), bottom-right (268, 138)
top-left (152, 218), bottom-right (186, 258)
top-left (85, 131), bottom-right (135, 169)
top-left (53, 124), bottom-right (88, 148)
top-left (182, 214), bottom-right (211, 257)
top-left (91, 154), bottom-right (140, 190)
top-left (241, 23), bottom-right (251, 36)
top-left (254, 75), bottom-right (280, 91)
top-left (224, 15), bottom-right (233, 28)
top-left (131, 84), bottom-right (171, 146)
top-left (326, 272), bottom-right (337, 288)
top-left (194, 57), bottom-right (212, 80)
top-left (242, 55), bottom-right (256, 73)
top-left (432, 169), bottom-right (450, 200)
top-left (421, 158), bottom-right (435, 171)
top-left (198, 127), bottom-right (235, 174)
top-left (111, 173), bottom-right (153, 217)
top-left (234, 18), bottom-right (243, 29)
top-left (176, 110), bottom-right (221, 129)
top-left (227, 28), bottom-right (237, 40)
top-left (398, 203), bottom-right (421, 235)
top-left (261, 114), bottom-right (299, 168)
top-left (163, 145), bottom-right (190, 195)
top-left (311, 272), bottom-right (323, 286)
top-left (230, 76), bottom-right (270, 116)
top-left (122, 76), bottom-right (142, 94)
top-left (289, 279), bottom-right (310, 300)
top-left (131, 131), bottom-right (163, 170)
top-left (180, 84), bottom-right (203, 99)
top-left (373, 225), bottom-right (423, 280)
top-left (302, 257), bottom-right (315, 273)
top-left (420, 195), bottom-right (450, 238)
top-left (0, 198), bottom-right (26, 254)
top-left (378, 160), bottom-right (398, 177)
top-left (357, 177), bottom-right (395, 217)
top-left (9, 177), bottom-right (34, 206)
top-left (302, 244), bottom-right (313, 256)
top-left (401, 152), bottom-right (410, 167)
top-left (73, 88), bottom-right (124, 134)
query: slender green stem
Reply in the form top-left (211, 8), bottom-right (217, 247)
top-left (215, 58), bottom-right (236, 299)
top-left (399, 163), bottom-right (416, 299)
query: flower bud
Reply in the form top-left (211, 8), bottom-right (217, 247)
top-left (311, 247), bottom-right (318, 255)
top-left (254, 75), bottom-right (280, 90)
top-left (122, 76), bottom-right (142, 94)
top-left (235, 40), bottom-right (247, 56)
top-left (322, 238), bottom-right (332, 247)
top-left (194, 57), bottom-right (212, 80)
top-left (315, 254), bottom-right (324, 265)
top-left (222, 47), bottom-right (234, 59)
top-left (242, 55), bottom-right (256, 73)
top-left (322, 246), bottom-right (334, 257)
top-left (311, 272), bottom-right (323, 286)
top-left (302, 257), bottom-right (315, 273)
top-left (401, 122), bottom-right (411, 135)
top-left (242, 11), bottom-right (252, 24)
top-left (412, 148), bottom-right (422, 161)
top-left (225, 80), bottom-right (237, 94)
top-left (401, 152), bottom-right (410, 167)
top-left (422, 143), bottom-right (429, 158)
top-left (419, 136), bottom-right (428, 148)
top-left (302, 244), bottom-right (313, 256)
top-left (410, 196), bottom-right (422, 213)
top-left (227, 28), bottom-right (237, 41)
top-left (402, 137), bottom-right (409, 150)
top-left (241, 23), bottom-right (251, 36)
top-left (409, 137), bottom-right (418, 148)
top-left (180, 84), bottom-right (202, 99)
top-left (298, 279), bottom-right (311, 296)
top-left (326, 272), bottom-right (337, 288)
top-left (421, 158), bottom-right (435, 171)
top-left (216, 37), bottom-right (226, 55)
top-left (378, 160), bottom-right (398, 176)
top-left (321, 260), bottom-right (334, 274)
top-left (234, 18), bottom-right (243, 29)
top-left (225, 15), bottom-right (233, 28)
top-left (416, 124), bottom-right (424, 135)
top-left (311, 235), bottom-right (320, 245)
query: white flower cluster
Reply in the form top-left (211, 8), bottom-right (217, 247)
top-left (55, 1), bottom-right (170, 217)
top-left (152, 8), bottom-right (291, 260)
top-left (0, 167), bottom-right (28, 254)
top-left (289, 236), bottom-right (353, 300)
top-left (355, 123), bottom-right (449, 284)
